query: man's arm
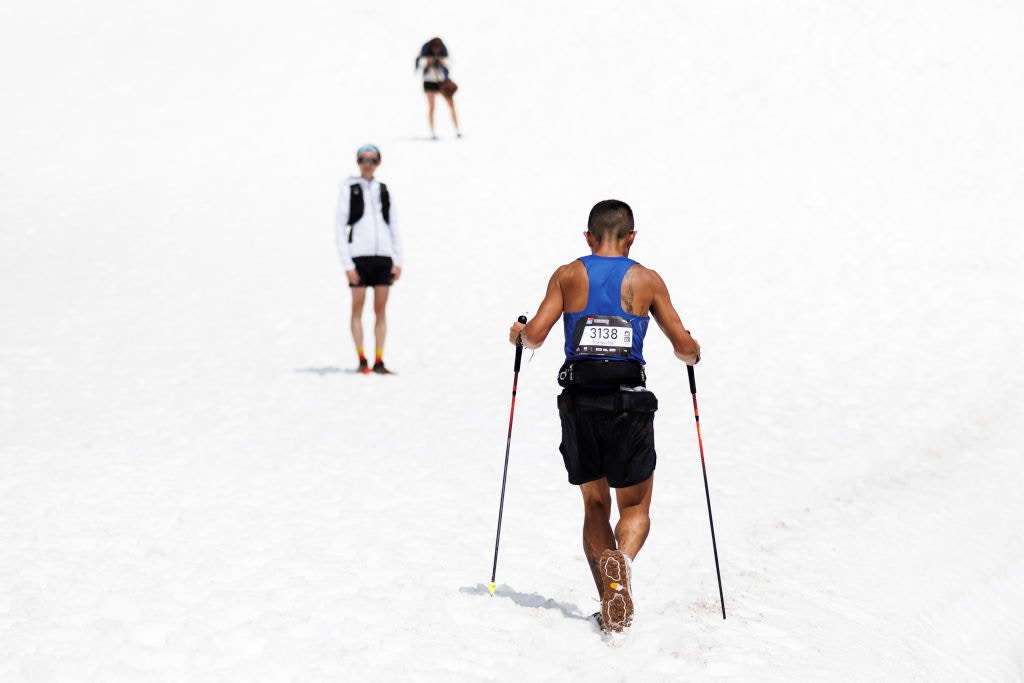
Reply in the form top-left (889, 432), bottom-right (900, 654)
top-left (647, 269), bottom-right (701, 365)
top-left (509, 264), bottom-right (570, 348)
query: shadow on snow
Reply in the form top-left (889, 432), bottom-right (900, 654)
top-left (460, 583), bottom-right (591, 621)
top-left (293, 366), bottom-right (356, 377)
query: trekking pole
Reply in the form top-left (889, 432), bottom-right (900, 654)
top-left (489, 315), bottom-right (528, 596)
top-left (688, 364), bottom-right (726, 619)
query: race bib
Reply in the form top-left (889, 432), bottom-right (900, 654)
top-left (572, 316), bottom-right (633, 358)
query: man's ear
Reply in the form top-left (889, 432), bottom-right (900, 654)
top-left (584, 231), bottom-right (595, 248)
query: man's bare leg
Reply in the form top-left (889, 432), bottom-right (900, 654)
top-left (580, 475), bottom-right (654, 593)
top-left (580, 479), bottom-right (615, 598)
top-left (613, 475), bottom-right (654, 560)
top-left (582, 475), bottom-right (653, 631)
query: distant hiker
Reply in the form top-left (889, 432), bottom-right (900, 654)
top-left (334, 144), bottom-right (403, 374)
top-left (415, 37), bottom-right (460, 140)
top-left (507, 200), bottom-right (701, 632)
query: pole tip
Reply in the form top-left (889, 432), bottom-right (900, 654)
top-left (488, 582), bottom-right (496, 596)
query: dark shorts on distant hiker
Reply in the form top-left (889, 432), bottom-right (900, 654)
top-left (350, 256), bottom-right (394, 287)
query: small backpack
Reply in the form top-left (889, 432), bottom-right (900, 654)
top-left (347, 182), bottom-right (390, 243)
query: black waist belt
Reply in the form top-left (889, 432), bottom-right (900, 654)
top-left (557, 359), bottom-right (646, 389)
top-left (557, 388), bottom-right (658, 414)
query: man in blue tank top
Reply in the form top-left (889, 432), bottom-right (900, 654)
top-left (508, 199), bottom-right (700, 633)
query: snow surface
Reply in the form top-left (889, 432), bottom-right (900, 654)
top-left (2, 1), bottom-right (1023, 680)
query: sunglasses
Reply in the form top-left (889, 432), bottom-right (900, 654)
top-left (358, 156), bottom-right (380, 165)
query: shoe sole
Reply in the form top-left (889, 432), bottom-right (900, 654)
top-left (599, 549), bottom-right (633, 632)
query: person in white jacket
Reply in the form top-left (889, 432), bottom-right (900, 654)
top-left (334, 144), bottom-right (404, 374)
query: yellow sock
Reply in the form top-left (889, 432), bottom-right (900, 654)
top-left (375, 348), bottom-right (384, 364)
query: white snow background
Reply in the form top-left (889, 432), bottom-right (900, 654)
top-left (2, 1), bottom-right (1023, 681)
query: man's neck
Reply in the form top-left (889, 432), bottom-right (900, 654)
top-left (590, 243), bottom-right (629, 258)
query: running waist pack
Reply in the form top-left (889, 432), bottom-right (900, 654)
top-left (557, 359), bottom-right (646, 389)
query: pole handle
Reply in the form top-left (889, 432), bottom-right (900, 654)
top-left (687, 363), bottom-right (697, 395)
top-left (513, 315), bottom-right (527, 372)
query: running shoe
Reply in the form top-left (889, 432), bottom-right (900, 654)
top-left (599, 549), bottom-right (633, 632)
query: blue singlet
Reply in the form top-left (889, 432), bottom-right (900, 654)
top-left (562, 255), bottom-right (649, 364)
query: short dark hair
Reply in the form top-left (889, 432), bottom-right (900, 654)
top-left (587, 200), bottom-right (634, 242)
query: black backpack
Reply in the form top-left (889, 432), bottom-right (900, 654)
top-left (347, 182), bottom-right (390, 243)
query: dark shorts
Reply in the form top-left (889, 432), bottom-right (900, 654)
top-left (423, 81), bottom-right (440, 92)
top-left (557, 388), bottom-right (658, 488)
top-left (350, 256), bottom-right (394, 287)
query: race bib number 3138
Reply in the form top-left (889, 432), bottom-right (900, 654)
top-left (572, 316), bottom-right (632, 357)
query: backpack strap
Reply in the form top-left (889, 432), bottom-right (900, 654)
top-left (379, 183), bottom-right (390, 225)
top-left (347, 183), bottom-right (364, 243)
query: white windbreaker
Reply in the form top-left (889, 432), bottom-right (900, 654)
top-left (333, 175), bottom-right (404, 272)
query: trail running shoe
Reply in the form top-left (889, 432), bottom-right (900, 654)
top-left (358, 359), bottom-right (371, 374)
top-left (599, 549), bottom-right (633, 632)
top-left (372, 361), bottom-right (393, 375)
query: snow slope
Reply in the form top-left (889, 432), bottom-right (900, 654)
top-left (2, 1), bottom-right (1023, 680)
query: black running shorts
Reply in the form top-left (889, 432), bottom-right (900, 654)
top-left (557, 388), bottom-right (658, 488)
top-left (350, 256), bottom-right (395, 287)
top-left (423, 81), bottom-right (441, 92)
